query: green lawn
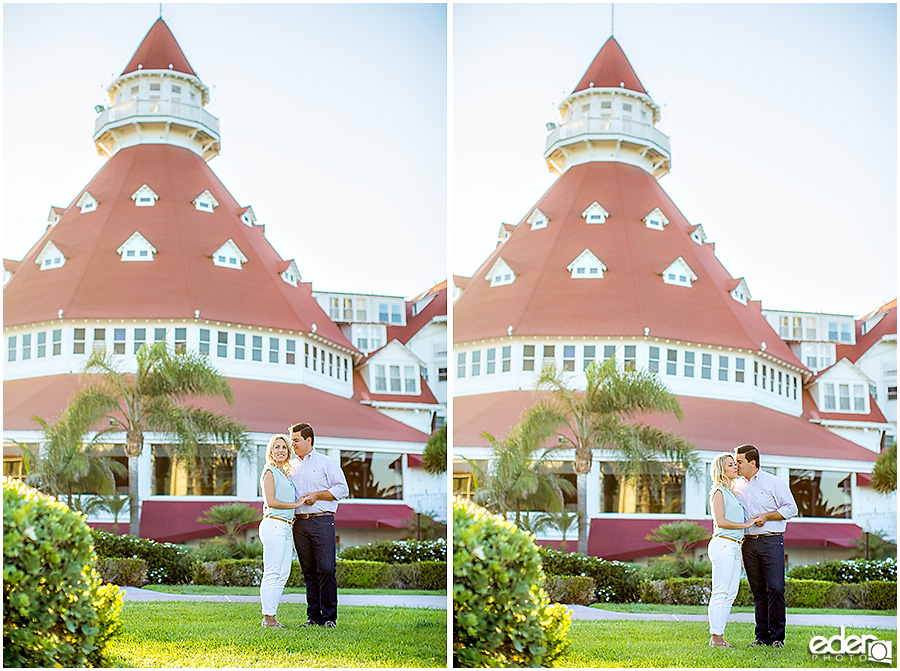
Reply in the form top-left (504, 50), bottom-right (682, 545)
top-left (590, 603), bottom-right (897, 617)
top-left (560, 620), bottom-right (897, 668)
top-left (139, 584), bottom-right (444, 597)
top-left (106, 602), bottom-right (447, 667)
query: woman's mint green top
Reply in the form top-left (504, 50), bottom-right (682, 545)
top-left (709, 484), bottom-right (744, 541)
top-left (261, 464), bottom-right (296, 522)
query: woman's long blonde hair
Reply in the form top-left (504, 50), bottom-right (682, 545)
top-left (265, 434), bottom-right (292, 476)
top-left (709, 452), bottom-right (736, 491)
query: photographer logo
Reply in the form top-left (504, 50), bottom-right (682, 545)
top-left (808, 627), bottom-right (892, 664)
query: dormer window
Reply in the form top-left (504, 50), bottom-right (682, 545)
top-left (497, 223), bottom-right (515, 245)
top-left (280, 260), bottom-right (301, 287)
top-left (240, 206), bottom-right (257, 226)
top-left (47, 207), bottom-right (63, 225)
top-left (35, 241), bottom-right (65, 270)
top-left (581, 201), bottom-right (610, 224)
top-left (193, 189), bottom-right (219, 213)
top-left (690, 224), bottom-right (708, 245)
top-left (212, 239), bottom-right (247, 269)
top-left (486, 257), bottom-right (516, 287)
top-left (662, 257), bottom-right (697, 288)
top-left (643, 207), bottom-right (669, 231)
top-left (117, 231), bottom-right (157, 262)
top-left (567, 249), bottom-right (607, 279)
top-left (729, 278), bottom-right (751, 305)
top-left (131, 184), bottom-right (159, 208)
top-left (76, 191), bottom-right (99, 214)
top-left (527, 208), bottom-right (548, 230)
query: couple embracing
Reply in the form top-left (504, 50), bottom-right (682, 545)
top-left (258, 422), bottom-right (350, 629)
top-left (707, 444), bottom-right (799, 649)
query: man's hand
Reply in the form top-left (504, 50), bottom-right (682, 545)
top-left (300, 491), bottom-right (318, 506)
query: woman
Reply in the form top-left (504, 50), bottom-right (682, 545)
top-left (707, 452), bottom-right (756, 648)
top-left (259, 434), bottom-right (304, 628)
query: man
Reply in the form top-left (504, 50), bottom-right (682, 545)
top-left (289, 421), bottom-right (349, 628)
top-left (733, 444), bottom-right (798, 649)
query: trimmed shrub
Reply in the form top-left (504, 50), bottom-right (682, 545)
top-left (91, 529), bottom-right (196, 584)
top-left (854, 581), bottom-right (898, 610)
top-left (538, 546), bottom-right (642, 603)
top-left (97, 557), bottom-right (149, 587)
top-left (453, 497), bottom-right (570, 667)
top-left (3, 478), bottom-right (123, 667)
top-left (544, 575), bottom-right (597, 606)
top-left (194, 559), bottom-right (264, 586)
top-left (191, 539), bottom-right (263, 563)
top-left (389, 561), bottom-right (448, 590)
top-left (336, 560), bottom-right (394, 589)
top-left (339, 538), bottom-right (446, 563)
top-left (787, 557), bottom-right (897, 583)
top-left (785, 579), bottom-right (840, 608)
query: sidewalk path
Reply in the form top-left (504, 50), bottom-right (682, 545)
top-left (567, 606), bottom-right (898, 630)
top-left (120, 587), bottom-right (447, 610)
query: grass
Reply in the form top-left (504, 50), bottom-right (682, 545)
top-left (105, 602), bottom-right (447, 667)
top-left (139, 584), bottom-right (444, 597)
top-left (590, 603), bottom-right (897, 617)
top-left (560, 620), bottom-right (898, 667)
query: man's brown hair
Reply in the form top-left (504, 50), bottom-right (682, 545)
top-left (289, 422), bottom-right (314, 447)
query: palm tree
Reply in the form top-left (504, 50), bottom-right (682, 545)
top-left (197, 502), bottom-right (262, 544)
top-left (531, 510), bottom-right (581, 552)
top-left (871, 442), bottom-right (897, 494)
top-left (422, 425), bottom-right (447, 475)
top-left (530, 358), bottom-right (700, 555)
top-left (470, 410), bottom-right (574, 526)
top-left (93, 492), bottom-right (132, 534)
top-left (69, 341), bottom-right (251, 536)
top-left (646, 520), bottom-right (711, 561)
top-left (24, 407), bottom-right (123, 509)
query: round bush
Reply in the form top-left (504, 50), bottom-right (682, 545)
top-left (91, 529), bottom-right (196, 584)
top-left (3, 478), bottom-right (123, 667)
top-left (538, 545), bottom-right (642, 603)
top-left (453, 497), bottom-right (570, 667)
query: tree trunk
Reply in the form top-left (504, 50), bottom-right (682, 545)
top-left (128, 455), bottom-right (140, 537)
top-left (576, 471), bottom-right (588, 555)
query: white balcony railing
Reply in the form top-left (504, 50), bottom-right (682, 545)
top-left (546, 116), bottom-right (670, 155)
top-left (95, 99), bottom-right (220, 138)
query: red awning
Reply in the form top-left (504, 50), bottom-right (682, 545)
top-left (131, 499), bottom-right (415, 543)
top-left (407, 454), bottom-right (423, 468)
top-left (856, 473), bottom-right (872, 487)
top-left (586, 518), bottom-right (864, 561)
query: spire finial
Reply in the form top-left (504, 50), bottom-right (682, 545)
top-left (611, 3), bottom-right (615, 36)
top-left (159, 3), bottom-right (163, 19)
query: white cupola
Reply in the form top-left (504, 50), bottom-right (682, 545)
top-left (544, 36), bottom-right (671, 180)
top-left (93, 18), bottom-right (220, 161)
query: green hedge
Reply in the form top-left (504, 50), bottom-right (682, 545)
top-left (787, 558), bottom-right (897, 583)
top-left (191, 558), bottom-right (446, 590)
top-left (538, 546), bottom-right (642, 603)
top-left (338, 538), bottom-right (446, 563)
top-left (3, 478), bottom-right (123, 667)
top-left (639, 577), bottom-right (897, 610)
top-left (96, 557), bottom-right (149, 587)
top-left (453, 497), bottom-right (570, 667)
top-left (91, 529), bottom-right (195, 584)
top-left (544, 575), bottom-right (597, 606)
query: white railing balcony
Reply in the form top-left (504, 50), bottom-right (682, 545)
top-left (546, 116), bottom-right (670, 156)
top-left (94, 99), bottom-right (220, 138)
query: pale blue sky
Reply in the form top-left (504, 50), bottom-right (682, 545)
top-left (3, 3), bottom-right (447, 298)
top-left (453, 3), bottom-right (897, 316)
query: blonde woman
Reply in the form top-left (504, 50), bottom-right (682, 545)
top-left (259, 434), bottom-right (304, 628)
top-left (707, 452), bottom-right (758, 648)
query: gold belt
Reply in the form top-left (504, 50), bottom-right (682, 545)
top-left (713, 533), bottom-right (743, 545)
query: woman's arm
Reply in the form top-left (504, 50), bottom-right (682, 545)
top-left (712, 489), bottom-right (753, 529)
top-left (262, 470), bottom-right (302, 510)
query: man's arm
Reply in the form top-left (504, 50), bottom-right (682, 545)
top-left (298, 457), bottom-right (349, 505)
top-left (752, 474), bottom-right (798, 525)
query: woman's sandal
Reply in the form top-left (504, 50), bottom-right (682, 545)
top-left (262, 619), bottom-right (286, 629)
top-left (709, 638), bottom-right (734, 648)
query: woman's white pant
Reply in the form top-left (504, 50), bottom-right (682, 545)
top-left (707, 536), bottom-right (742, 635)
top-left (259, 517), bottom-right (294, 616)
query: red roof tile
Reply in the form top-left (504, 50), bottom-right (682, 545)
top-left (453, 161), bottom-right (803, 370)
top-left (4, 374), bottom-right (429, 444)
top-left (572, 36), bottom-right (648, 95)
top-left (386, 286), bottom-right (447, 345)
top-left (3, 143), bottom-right (352, 351)
top-left (454, 390), bottom-right (877, 462)
top-left (837, 305), bottom-right (897, 364)
top-left (121, 18), bottom-right (197, 77)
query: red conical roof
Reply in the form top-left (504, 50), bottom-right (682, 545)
top-left (453, 160), bottom-right (802, 370)
top-left (572, 36), bottom-right (647, 95)
top-left (121, 17), bottom-right (197, 76)
top-left (3, 143), bottom-right (352, 351)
